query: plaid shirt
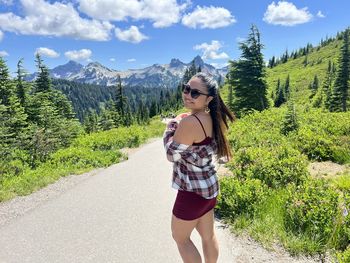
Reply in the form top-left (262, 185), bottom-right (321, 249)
top-left (163, 119), bottom-right (219, 199)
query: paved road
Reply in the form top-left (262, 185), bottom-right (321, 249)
top-left (0, 139), bottom-right (320, 263)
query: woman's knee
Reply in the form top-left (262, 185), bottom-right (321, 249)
top-left (201, 232), bottom-right (216, 243)
top-left (172, 230), bottom-right (191, 245)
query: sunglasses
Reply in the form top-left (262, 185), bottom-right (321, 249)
top-left (182, 84), bottom-right (209, 99)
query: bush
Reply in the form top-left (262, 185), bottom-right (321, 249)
top-left (292, 127), bottom-right (335, 161)
top-left (335, 246), bottom-right (350, 263)
top-left (216, 176), bottom-right (270, 221)
top-left (228, 145), bottom-right (308, 188)
top-left (284, 179), bottom-right (341, 248)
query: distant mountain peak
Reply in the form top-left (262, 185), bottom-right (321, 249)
top-left (193, 55), bottom-right (204, 66)
top-left (169, 58), bottom-right (185, 68)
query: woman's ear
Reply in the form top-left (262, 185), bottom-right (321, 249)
top-left (207, 96), bottom-right (214, 104)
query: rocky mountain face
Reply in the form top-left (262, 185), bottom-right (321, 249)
top-left (28, 56), bottom-right (228, 88)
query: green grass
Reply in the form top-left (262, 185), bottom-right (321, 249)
top-left (0, 118), bottom-right (165, 202)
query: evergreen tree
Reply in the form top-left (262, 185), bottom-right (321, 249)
top-left (313, 61), bottom-right (334, 109)
top-left (83, 109), bottom-right (99, 133)
top-left (281, 101), bottom-right (299, 135)
top-left (16, 58), bottom-right (29, 109)
top-left (284, 75), bottom-right (290, 100)
top-left (229, 25), bottom-right (269, 117)
top-left (330, 29), bottom-right (350, 112)
top-left (268, 56), bottom-right (276, 68)
top-left (274, 79), bottom-right (286, 107)
top-left (309, 75), bottom-right (319, 99)
top-left (114, 75), bottom-right (128, 125)
top-left (149, 99), bottom-right (158, 118)
top-left (0, 57), bottom-right (28, 146)
top-left (34, 53), bottom-right (52, 93)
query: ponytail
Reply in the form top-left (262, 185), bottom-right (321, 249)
top-left (194, 73), bottom-right (235, 161)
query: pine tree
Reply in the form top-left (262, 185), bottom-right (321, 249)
top-left (229, 25), bottom-right (269, 117)
top-left (0, 57), bottom-right (28, 146)
top-left (34, 54), bottom-right (52, 93)
top-left (16, 58), bottom-right (29, 109)
top-left (281, 101), bottom-right (299, 135)
top-left (274, 79), bottom-right (286, 107)
top-left (83, 109), bottom-right (99, 133)
top-left (149, 99), bottom-right (158, 118)
top-left (114, 75), bottom-right (128, 125)
top-left (313, 61), bottom-right (334, 109)
top-left (284, 75), bottom-right (290, 100)
top-left (309, 75), bottom-right (319, 99)
top-left (330, 29), bottom-right (350, 112)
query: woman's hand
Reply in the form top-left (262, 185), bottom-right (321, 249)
top-left (175, 112), bottom-right (190, 121)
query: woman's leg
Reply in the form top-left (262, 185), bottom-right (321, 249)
top-left (171, 214), bottom-right (202, 263)
top-left (195, 209), bottom-right (219, 263)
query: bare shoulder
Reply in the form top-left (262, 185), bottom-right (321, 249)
top-left (178, 116), bottom-right (197, 133)
top-left (173, 116), bottom-right (197, 145)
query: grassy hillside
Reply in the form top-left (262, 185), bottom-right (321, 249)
top-left (266, 39), bottom-right (341, 105)
top-left (218, 32), bottom-right (350, 262)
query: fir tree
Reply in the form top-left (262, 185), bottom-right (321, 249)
top-left (34, 53), bottom-right (52, 93)
top-left (309, 75), bottom-right (319, 99)
top-left (0, 57), bottom-right (28, 146)
top-left (229, 25), bottom-right (269, 117)
top-left (274, 79), bottom-right (286, 107)
top-left (114, 75), bottom-right (128, 125)
top-left (330, 29), bottom-right (350, 112)
top-left (83, 109), bottom-right (99, 133)
top-left (16, 58), bottom-right (29, 109)
top-left (284, 75), bottom-right (290, 100)
top-left (281, 101), bottom-right (299, 135)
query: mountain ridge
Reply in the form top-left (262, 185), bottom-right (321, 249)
top-left (29, 56), bottom-right (228, 88)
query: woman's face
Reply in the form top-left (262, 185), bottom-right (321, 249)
top-left (182, 77), bottom-right (213, 111)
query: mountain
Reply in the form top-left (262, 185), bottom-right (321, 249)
top-left (51, 60), bottom-right (83, 79)
top-left (27, 56), bottom-right (228, 88)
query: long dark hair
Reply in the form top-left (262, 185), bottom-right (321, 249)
top-left (194, 72), bottom-right (235, 161)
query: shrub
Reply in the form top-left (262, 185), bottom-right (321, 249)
top-left (292, 127), bottom-right (335, 161)
top-left (216, 176), bottom-right (270, 221)
top-left (284, 179), bottom-right (341, 248)
top-left (228, 145), bottom-right (308, 188)
top-left (335, 246), bottom-right (350, 263)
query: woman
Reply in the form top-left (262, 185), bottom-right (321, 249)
top-left (163, 72), bottom-right (235, 263)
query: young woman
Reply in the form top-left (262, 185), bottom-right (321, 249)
top-left (163, 72), bottom-right (235, 263)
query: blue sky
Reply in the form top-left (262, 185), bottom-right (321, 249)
top-left (0, 0), bottom-right (349, 74)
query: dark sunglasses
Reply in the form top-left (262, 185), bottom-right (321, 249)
top-left (182, 84), bottom-right (209, 99)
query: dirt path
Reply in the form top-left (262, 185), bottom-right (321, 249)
top-left (0, 138), bottom-right (326, 262)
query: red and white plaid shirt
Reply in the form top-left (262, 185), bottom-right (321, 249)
top-left (163, 119), bottom-right (219, 199)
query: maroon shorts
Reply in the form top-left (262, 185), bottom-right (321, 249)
top-left (172, 190), bottom-right (217, 221)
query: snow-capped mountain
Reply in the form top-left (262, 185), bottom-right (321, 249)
top-left (28, 56), bottom-right (228, 88)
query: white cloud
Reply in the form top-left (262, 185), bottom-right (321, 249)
top-left (317, 11), bottom-right (325, 18)
top-left (182, 6), bottom-right (236, 29)
top-left (79, 0), bottom-right (189, 28)
top-left (110, 58), bottom-right (116, 62)
top-left (194, 40), bottom-right (229, 60)
top-left (0, 50), bottom-right (9, 57)
top-left (127, 58), bottom-right (136, 62)
top-left (263, 1), bottom-right (313, 26)
top-left (65, 49), bottom-right (92, 61)
top-left (0, 0), bottom-right (113, 41)
top-left (35, 47), bottom-right (60, 58)
top-left (115, 26), bottom-right (148, 43)
top-left (0, 30), bottom-right (3, 42)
